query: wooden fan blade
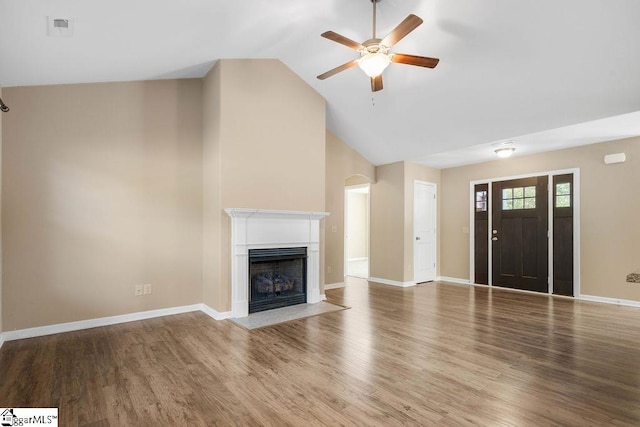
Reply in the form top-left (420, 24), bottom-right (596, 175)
top-left (391, 53), bottom-right (439, 68)
top-left (380, 14), bottom-right (423, 48)
top-left (321, 31), bottom-right (364, 50)
top-left (371, 75), bottom-right (383, 92)
top-left (317, 60), bottom-right (359, 80)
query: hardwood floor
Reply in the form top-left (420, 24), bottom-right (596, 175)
top-left (2, 279), bottom-right (640, 426)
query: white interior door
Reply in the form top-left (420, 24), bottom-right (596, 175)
top-left (414, 181), bottom-right (437, 283)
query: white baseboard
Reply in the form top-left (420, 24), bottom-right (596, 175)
top-left (200, 304), bottom-right (233, 320)
top-left (436, 276), bottom-right (471, 285)
top-left (2, 304), bottom-right (203, 343)
top-left (0, 297), bottom-right (352, 345)
top-left (347, 257), bottom-right (368, 262)
top-left (369, 277), bottom-right (416, 288)
top-left (435, 279), bottom-right (640, 308)
top-left (3, 293), bottom-right (637, 347)
top-left (324, 282), bottom-right (345, 290)
top-left (579, 294), bottom-right (640, 308)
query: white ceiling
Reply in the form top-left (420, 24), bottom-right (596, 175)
top-left (1, 0), bottom-right (639, 168)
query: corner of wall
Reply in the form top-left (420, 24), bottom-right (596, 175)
top-left (325, 131), bottom-right (376, 284)
top-left (369, 162), bottom-right (406, 283)
top-left (202, 61), bottom-right (224, 312)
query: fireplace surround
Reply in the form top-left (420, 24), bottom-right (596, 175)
top-left (225, 208), bottom-right (329, 318)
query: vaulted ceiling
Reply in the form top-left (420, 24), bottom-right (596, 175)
top-left (1, 0), bottom-right (639, 167)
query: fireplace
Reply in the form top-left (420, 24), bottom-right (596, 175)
top-left (225, 208), bottom-right (329, 318)
top-left (249, 247), bottom-right (307, 313)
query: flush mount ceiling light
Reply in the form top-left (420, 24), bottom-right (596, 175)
top-left (495, 145), bottom-right (516, 158)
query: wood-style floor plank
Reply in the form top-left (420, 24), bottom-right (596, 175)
top-left (2, 279), bottom-right (640, 426)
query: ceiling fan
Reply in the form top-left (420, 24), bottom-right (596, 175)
top-left (317, 0), bottom-right (439, 92)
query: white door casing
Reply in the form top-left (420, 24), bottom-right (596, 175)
top-left (414, 181), bottom-right (437, 283)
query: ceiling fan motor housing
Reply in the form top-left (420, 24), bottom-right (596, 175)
top-left (361, 39), bottom-right (388, 55)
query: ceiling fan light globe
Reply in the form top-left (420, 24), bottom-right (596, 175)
top-left (357, 52), bottom-right (391, 78)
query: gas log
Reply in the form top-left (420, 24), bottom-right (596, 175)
top-left (252, 272), bottom-right (295, 294)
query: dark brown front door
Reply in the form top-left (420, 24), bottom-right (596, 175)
top-left (492, 176), bottom-right (548, 292)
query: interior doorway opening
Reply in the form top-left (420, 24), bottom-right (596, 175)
top-left (345, 184), bottom-right (370, 279)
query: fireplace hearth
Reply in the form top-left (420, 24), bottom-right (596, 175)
top-left (249, 247), bottom-right (307, 313)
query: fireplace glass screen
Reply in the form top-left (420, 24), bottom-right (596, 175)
top-left (248, 247), bottom-right (307, 313)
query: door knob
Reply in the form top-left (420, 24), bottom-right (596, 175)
top-left (416, 237), bottom-right (421, 240)
top-left (492, 237), bottom-right (498, 241)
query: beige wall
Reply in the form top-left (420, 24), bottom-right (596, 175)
top-left (325, 131), bottom-right (375, 285)
top-left (370, 162), bottom-right (405, 282)
top-left (441, 137), bottom-right (640, 301)
top-left (2, 80), bottom-right (204, 330)
top-left (218, 60), bottom-right (325, 211)
top-left (203, 59), bottom-right (326, 312)
top-left (202, 62), bottom-right (223, 311)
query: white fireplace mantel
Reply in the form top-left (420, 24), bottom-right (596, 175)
top-left (225, 208), bottom-right (329, 318)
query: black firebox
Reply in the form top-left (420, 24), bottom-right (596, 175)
top-left (248, 247), bottom-right (307, 313)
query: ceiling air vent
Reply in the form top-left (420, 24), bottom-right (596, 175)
top-left (47, 17), bottom-right (74, 37)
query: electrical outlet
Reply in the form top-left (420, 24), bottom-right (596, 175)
top-left (143, 284), bottom-right (152, 295)
top-left (134, 285), bottom-right (143, 296)
top-left (331, 226), bottom-right (337, 233)
top-left (327, 266), bottom-right (332, 273)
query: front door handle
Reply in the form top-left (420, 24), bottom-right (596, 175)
top-left (492, 237), bottom-right (498, 241)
